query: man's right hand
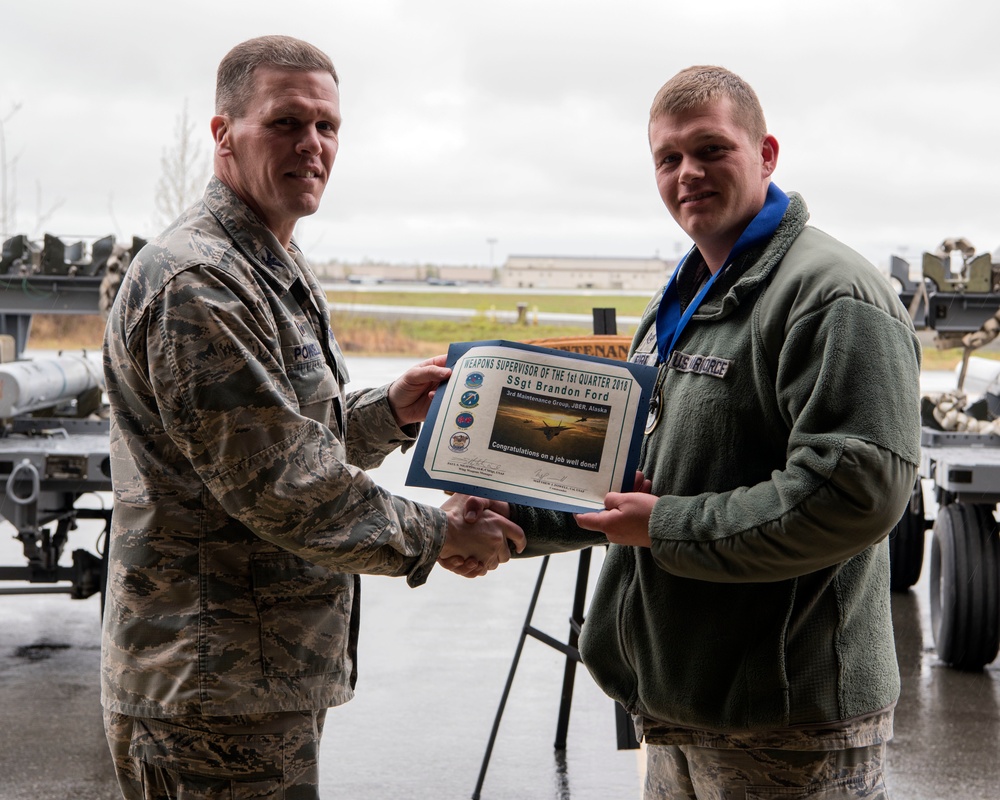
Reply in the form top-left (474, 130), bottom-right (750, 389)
top-left (437, 471), bottom-right (651, 575)
top-left (437, 495), bottom-right (523, 578)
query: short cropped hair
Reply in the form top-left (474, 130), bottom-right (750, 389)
top-left (216, 35), bottom-right (338, 118)
top-left (649, 66), bottom-right (766, 144)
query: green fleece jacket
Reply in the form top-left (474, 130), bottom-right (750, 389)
top-left (513, 193), bottom-right (921, 734)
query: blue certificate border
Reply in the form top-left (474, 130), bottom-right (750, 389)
top-left (405, 339), bottom-right (657, 513)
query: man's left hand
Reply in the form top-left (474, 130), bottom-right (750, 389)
top-left (388, 355), bottom-right (451, 427)
top-left (575, 491), bottom-right (657, 547)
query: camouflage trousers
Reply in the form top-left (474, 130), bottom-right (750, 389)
top-left (104, 708), bottom-right (327, 799)
top-left (643, 742), bottom-right (889, 799)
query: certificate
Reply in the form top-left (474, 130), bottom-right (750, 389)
top-left (406, 340), bottom-right (657, 513)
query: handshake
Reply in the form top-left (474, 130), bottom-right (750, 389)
top-left (436, 494), bottom-right (524, 578)
top-left (434, 470), bottom-right (655, 578)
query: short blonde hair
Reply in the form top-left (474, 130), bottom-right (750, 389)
top-left (649, 66), bottom-right (766, 144)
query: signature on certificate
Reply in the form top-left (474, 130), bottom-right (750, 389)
top-left (449, 456), bottom-right (505, 476)
top-left (533, 468), bottom-right (571, 487)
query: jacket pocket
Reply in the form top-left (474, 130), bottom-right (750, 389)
top-left (129, 716), bottom-right (283, 779)
top-left (746, 770), bottom-right (887, 798)
top-left (284, 347), bottom-right (341, 429)
top-left (251, 551), bottom-right (353, 677)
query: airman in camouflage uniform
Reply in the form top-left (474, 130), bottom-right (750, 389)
top-left (101, 35), bottom-right (523, 800)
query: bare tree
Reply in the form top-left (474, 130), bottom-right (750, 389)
top-left (32, 179), bottom-right (64, 232)
top-left (154, 99), bottom-right (209, 227)
top-left (1, 104), bottom-right (64, 241)
top-left (0, 103), bottom-right (23, 240)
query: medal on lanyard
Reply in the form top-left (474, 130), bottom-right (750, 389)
top-left (629, 326), bottom-right (661, 433)
top-left (644, 372), bottom-right (665, 435)
top-left (644, 183), bottom-right (791, 436)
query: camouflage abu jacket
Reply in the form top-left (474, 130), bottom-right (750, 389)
top-left (101, 177), bottom-right (447, 717)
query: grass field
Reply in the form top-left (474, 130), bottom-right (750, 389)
top-left (328, 312), bottom-right (610, 356)
top-left (328, 289), bottom-right (654, 317)
top-left (23, 307), bottom-right (998, 372)
top-left (24, 311), bottom-right (607, 358)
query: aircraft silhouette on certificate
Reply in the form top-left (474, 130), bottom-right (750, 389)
top-left (534, 420), bottom-right (571, 441)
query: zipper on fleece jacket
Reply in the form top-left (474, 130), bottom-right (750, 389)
top-left (615, 532), bottom-right (642, 713)
top-left (615, 425), bottom-right (661, 713)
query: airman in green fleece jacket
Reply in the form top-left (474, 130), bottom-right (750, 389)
top-left (450, 66), bottom-right (920, 799)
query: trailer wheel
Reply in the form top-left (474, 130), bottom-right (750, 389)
top-left (888, 479), bottom-right (926, 592)
top-left (929, 503), bottom-right (1000, 670)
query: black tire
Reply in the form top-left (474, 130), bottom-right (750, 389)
top-left (929, 503), bottom-right (1000, 670)
top-left (888, 480), bottom-right (926, 592)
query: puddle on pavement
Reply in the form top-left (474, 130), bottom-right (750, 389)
top-left (12, 642), bottom-right (71, 661)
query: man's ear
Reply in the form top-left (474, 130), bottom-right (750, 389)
top-left (211, 115), bottom-right (232, 157)
top-left (761, 134), bottom-right (779, 179)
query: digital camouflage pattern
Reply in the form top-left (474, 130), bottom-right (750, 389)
top-left (101, 177), bottom-right (448, 718)
top-left (104, 708), bottom-right (326, 799)
top-left (643, 741), bottom-right (890, 799)
top-left (639, 707), bottom-right (893, 750)
top-left (638, 707), bottom-right (894, 797)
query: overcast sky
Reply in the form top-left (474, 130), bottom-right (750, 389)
top-left (2, 0), bottom-right (997, 271)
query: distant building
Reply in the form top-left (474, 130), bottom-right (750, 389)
top-left (434, 265), bottom-right (496, 285)
top-left (315, 259), bottom-right (495, 285)
top-left (499, 255), bottom-right (674, 291)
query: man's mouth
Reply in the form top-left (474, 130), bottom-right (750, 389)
top-left (289, 169), bottom-right (321, 179)
top-left (681, 191), bottom-right (715, 205)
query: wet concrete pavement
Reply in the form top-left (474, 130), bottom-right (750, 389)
top-left (1, 473), bottom-right (996, 799)
top-left (890, 586), bottom-right (1000, 799)
top-left (0, 360), bottom-right (996, 799)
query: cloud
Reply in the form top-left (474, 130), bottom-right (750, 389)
top-left (0, 0), bottom-right (997, 268)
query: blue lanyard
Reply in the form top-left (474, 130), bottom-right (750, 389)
top-left (655, 183), bottom-right (790, 364)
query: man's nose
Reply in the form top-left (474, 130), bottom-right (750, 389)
top-left (296, 127), bottom-right (322, 155)
top-left (677, 157), bottom-right (704, 183)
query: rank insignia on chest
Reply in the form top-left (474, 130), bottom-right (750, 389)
top-left (630, 326), bottom-right (659, 368)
